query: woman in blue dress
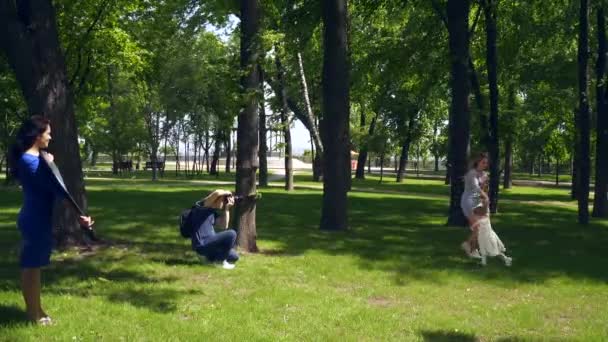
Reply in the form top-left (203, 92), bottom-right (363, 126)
top-left (9, 116), bottom-right (93, 325)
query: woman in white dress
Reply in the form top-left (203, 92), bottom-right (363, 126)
top-left (460, 152), bottom-right (511, 266)
top-left (460, 153), bottom-right (490, 257)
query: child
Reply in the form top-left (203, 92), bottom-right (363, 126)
top-left (470, 198), bottom-right (512, 266)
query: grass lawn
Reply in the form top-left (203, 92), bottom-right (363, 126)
top-left (1, 175), bottom-right (607, 341)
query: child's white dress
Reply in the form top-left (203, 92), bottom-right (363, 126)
top-left (474, 216), bottom-right (512, 266)
top-left (475, 216), bottom-right (506, 257)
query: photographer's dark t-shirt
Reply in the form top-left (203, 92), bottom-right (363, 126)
top-left (191, 207), bottom-right (219, 249)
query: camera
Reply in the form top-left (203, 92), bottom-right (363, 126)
top-left (222, 193), bottom-right (260, 204)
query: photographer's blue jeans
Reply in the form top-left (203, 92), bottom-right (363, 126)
top-left (196, 230), bottom-right (239, 263)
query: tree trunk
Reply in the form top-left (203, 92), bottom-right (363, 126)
top-left (278, 130), bottom-right (282, 158)
top-left (162, 134), bottom-right (168, 168)
top-left (446, 0), bottom-right (471, 226)
top-left (175, 125), bottom-right (181, 175)
top-left (184, 135), bottom-right (189, 175)
top-left (111, 150), bottom-right (118, 175)
top-left (396, 140), bottom-right (411, 183)
top-left (320, 0), bottom-right (350, 231)
top-left (379, 144), bottom-right (385, 184)
top-left (503, 137), bottom-right (513, 189)
top-left (313, 153), bottom-right (323, 182)
top-left (232, 132), bottom-right (237, 170)
top-left (571, 145), bottom-right (578, 199)
top-left (355, 109), bottom-right (366, 179)
top-left (484, 0), bottom-right (500, 214)
top-left (311, 132), bottom-right (322, 182)
top-left (503, 86), bottom-right (515, 189)
top-left (297, 52), bottom-right (323, 182)
top-left (225, 130), bottom-right (232, 174)
top-left (275, 53), bottom-right (294, 191)
top-left (310, 132), bottom-right (315, 161)
top-left (1, 0), bottom-right (89, 246)
top-left (190, 137), bottom-right (196, 174)
top-left (356, 113), bottom-right (377, 179)
top-left (258, 67), bottom-right (268, 186)
top-left (433, 119), bottom-right (439, 172)
top-left (90, 149), bottom-right (98, 167)
top-left (394, 155), bottom-right (398, 173)
top-left (282, 117), bottom-right (293, 190)
top-left (593, 6), bottom-right (608, 217)
top-left (530, 158), bottom-right (534, 176)
top-left (149, 112), bottom-right (160, 181)
top-left (210, 132), bottom-right (220, 176)
top-left (555, 159), bottom-right (560, 186)
top-left (107, 67), bottom-right (119, 176)
top-left (416, 145), bottom-right (421, 178)
top-left (204, 130), bottom-right (211, 173)
top-left (577, 0), bottom-right (591, 224)
top-left (235, 0), bottom-right (260, 252)
top-left (273, 85), bottom-right (324, 180)
top-left (397, 115), bottom-right (416, 183)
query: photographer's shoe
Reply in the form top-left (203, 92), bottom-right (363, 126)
top-left (222, 260), bottom-right (236, 270)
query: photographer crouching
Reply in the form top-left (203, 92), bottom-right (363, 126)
top-left (191, 190), bottom-right (239, 270)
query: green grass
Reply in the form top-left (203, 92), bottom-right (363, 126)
top-left (1, 176), bottom-right (607, 341)
top-left (75, 165), bottom-right (575, 184)
top-left (82, 169), bottom-right (238, 182)
top-left (511, 172), bottom-right (573, 184)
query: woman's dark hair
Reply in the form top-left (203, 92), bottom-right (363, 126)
top-left (471, 152), bottom-right (489, 169)
top-left (8, 115), bottom-right (50, 178)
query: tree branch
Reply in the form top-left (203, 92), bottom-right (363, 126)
top-left (74, 53), bottom-right (93, 97)
top-left (68, 0), bottom-right (112, 87)
top-left (469, 1), bottom-right (483, 38)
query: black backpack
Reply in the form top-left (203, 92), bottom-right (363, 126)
top-left (179, 202), bottom-right (215, 238)
top-left (179, 207), bottom-right (195, 238)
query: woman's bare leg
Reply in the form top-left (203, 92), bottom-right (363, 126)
top-left (21, 268), bottom-right (43, 321)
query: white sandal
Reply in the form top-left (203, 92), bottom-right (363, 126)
top-left (461, 241), bottom-right (482, 259)
top-left (38, 316), bottom-right (53, 326)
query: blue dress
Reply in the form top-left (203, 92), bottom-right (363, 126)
top-left (17, 153), bottom-right (65, 268)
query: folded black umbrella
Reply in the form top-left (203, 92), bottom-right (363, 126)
top-left (40, 151), bottom-right (99, 241)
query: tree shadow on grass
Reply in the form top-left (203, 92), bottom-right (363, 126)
top-left (0, 305), bottom-right (29, 329)
top-left (83, 185), bottom-right (608, 285)
top-left (3, 180), bottom-right (608, 293)
top-left (106, 288), bottom-right (181, 313)
top-left (0, 252), bottom-right (190, 314)
top-left (419, 330), bottom-right (531, 342)
top-left (420, 330), bottom-right (479, 342)
top-left (254, 190), bottom-right (608, 285)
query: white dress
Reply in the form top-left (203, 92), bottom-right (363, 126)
top-left (460, 169), bottom-right (487, 219)
top-left (475, 216), bottom-right (506, 257)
